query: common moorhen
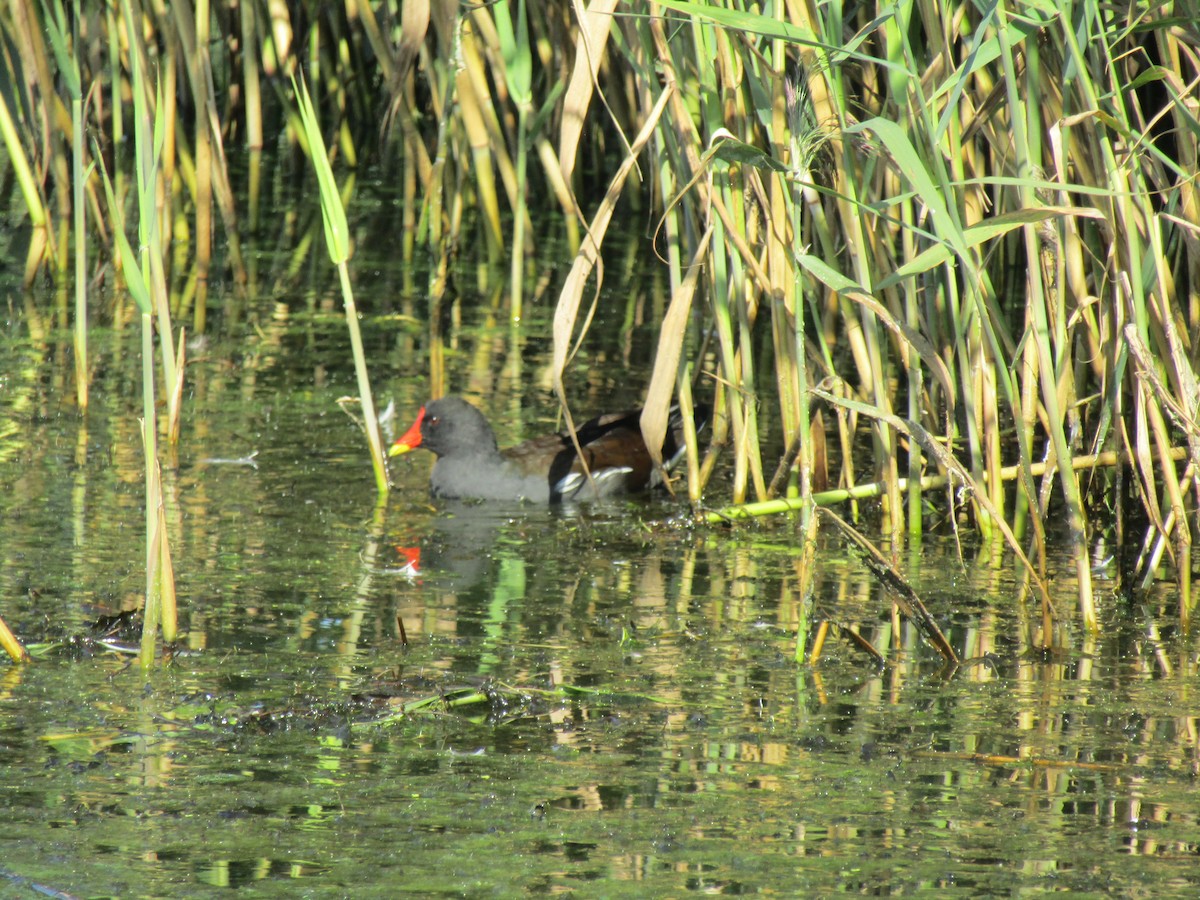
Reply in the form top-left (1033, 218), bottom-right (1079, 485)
top-left (389, 395), bottom-right (704, 503)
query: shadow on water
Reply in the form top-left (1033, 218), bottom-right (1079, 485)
top-left (2, 270), bottom-right (1200, 897)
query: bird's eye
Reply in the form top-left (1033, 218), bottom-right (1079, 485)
top-left (427, 416), bottom-right (439, 427)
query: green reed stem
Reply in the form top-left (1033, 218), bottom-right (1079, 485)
top-left (293, 73), bottom-right (388, 498)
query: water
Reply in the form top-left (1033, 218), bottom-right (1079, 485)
top-left (2, 234), bottom-right (1199, 897)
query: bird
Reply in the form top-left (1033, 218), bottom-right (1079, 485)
top-left (388, 395), bottom-right (705, 503)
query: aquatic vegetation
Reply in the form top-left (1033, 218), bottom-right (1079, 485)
top-left (1, 0), bottom-right (1196, 640)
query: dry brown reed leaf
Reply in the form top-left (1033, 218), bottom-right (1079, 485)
top-left (641, 227), bottom-right (713, 474)
top-left (559, 0), bottom-right (621, 186)
top-left (551, 86), bottom-right (673, 491)
top-left (397, 0), bottom-right (429, 82)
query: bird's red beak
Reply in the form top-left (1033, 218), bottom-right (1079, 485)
top-left (389, 406), bottom-right (426, 457)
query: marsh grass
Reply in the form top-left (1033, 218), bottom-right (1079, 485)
top-left (85, 0), bottom-right (180, 667)
top-left (3, 1), bottom-right (1197, 641)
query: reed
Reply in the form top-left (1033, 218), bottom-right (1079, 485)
top-left (93, 19), bottom-right (178, 666)
top-left (637, 0), bottom-right (1199, 636)
top-left (2, 0), bottom-right (1196, 638)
